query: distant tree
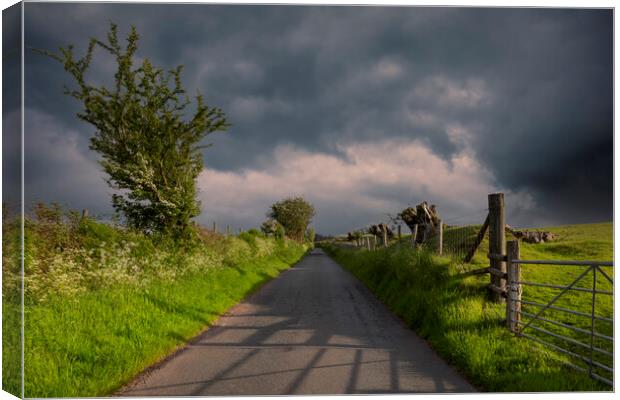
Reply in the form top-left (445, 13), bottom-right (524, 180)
top-left (41, 22), bottom-right (229, 237)
top-left (269, 197), bottom-right (315, 242)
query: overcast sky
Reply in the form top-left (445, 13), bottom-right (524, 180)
top-left (6, 3), bottom-right (613, 234)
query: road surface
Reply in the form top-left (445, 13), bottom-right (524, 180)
top-left (121, 248), bottom-right (474, 395)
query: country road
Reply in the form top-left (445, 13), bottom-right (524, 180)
top-left (121, 248), bottom-right (475, 395)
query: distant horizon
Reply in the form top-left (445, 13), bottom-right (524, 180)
top-left (6, 200), bottom-right (613, 238)
top-left (3, 4), bottom-right (613, 235)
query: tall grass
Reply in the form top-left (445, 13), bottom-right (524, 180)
top-left (2, 205), bottom-right (308, 397)
top-left (2, 211), bottom-right (22, 396)
top-left (322, 223), bottom-right (613, 392)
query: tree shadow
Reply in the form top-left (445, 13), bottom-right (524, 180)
top-left (122, 250), bottom-right (474, 395)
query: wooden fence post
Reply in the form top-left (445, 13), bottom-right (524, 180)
top-left (464, 214), bottom-right (489, 263)
top-left (507, 240), bottom-right (521, 333)
top-left (438, 220), bottom-right (443, 255)
top-left (212, 221), bottom-right (217, 232)
top-left (366, 236), bottom-right (371, 250)
top-left (412, 224), bottom-right (418, 247)
top-left (382, 229), bottom-right (388, 247)
top-left (81, 209), bottom-right (89, 219)
top-left (227, 225), bottom-right (231, 237)
top-left (488, 193), bottom-right (506, 302)
top-left (398, 225), bottom-right (402, 240)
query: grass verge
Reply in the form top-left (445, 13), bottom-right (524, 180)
top-left (3, 206), bottom-right (308, 397)
top-left (320, 222), bottom-right (612, 391)
top-left (24, 248), bottom-right (305, 397)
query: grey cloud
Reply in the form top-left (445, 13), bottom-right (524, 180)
top-left (3, 111), bottom-right (21, 211)
top-left (3, 3), bottom-right (22, 211)
top-left (23, 109), bottom-right (112, 216)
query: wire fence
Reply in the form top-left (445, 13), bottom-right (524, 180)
top-left (417, 208), bottom-right (489, 261)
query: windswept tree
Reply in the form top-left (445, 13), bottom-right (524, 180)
top-left (269, 197), bottom-right (315, 242)
top-left (42, 23), bottom-right (229, 236)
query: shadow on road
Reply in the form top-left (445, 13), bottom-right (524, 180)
top-left (121, 249), bottom-right (474, 395)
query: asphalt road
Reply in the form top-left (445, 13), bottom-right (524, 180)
top-left (121, 248), bottom-right (475, 395)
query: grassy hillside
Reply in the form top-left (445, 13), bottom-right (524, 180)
top-left (322, 222), bottom-right (613, 392)
top-left (2, 207), bottom-right (308, 397)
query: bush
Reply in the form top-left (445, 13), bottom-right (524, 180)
top-left (306, 227), bottom-right (316, 243)
top-left (247, 228), bottom-right (262, 236)
top-left (275, 223), bottom-right (286, 240)
top-left (238, 231), bottom-right (258, 248)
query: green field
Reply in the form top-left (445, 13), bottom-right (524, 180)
top-left (321, 222), bottom-right (613, 391)
top-left (2, 212), bottom-right (308, 397)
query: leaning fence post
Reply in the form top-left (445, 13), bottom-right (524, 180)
top-left (464, 214), bottom-right (489, 263)
top-left (506, 240), bottom-right (521, 332)
top-left (488, 193), bottom-right (506, 302)
top-left (438, 220), bottom-right (443, 255)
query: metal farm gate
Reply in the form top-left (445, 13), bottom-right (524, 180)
top-left (505, 241), bottom-right (614, 387)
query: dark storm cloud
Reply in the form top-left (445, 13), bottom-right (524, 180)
top-left (23, 109), bottom-right (112, 214)
top-left (3, 3), bottom-right (22, 211)
top-left (20, 4), bottom-right (612, 232)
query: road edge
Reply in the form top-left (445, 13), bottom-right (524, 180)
top-left (113, 248), bottom-right (313, 396)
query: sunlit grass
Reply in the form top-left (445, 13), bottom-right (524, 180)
top-left (2, 215), bottom-right (21, 397)
top-left (2, 214), bottom-right (308, 397)
top-left (321, 222), bottom-right (613, 392)
top-left (23, 252), bottom-right (304, 397)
